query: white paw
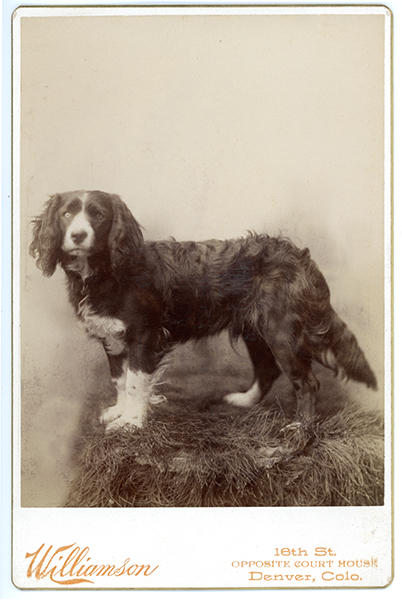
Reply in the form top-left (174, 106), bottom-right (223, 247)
top-left (224, 391), bottom-right (255, 407)
top-left (224, 381), bottom-right (261, 407)
top-left (100, 404), bottom-right (124, 425)
top-left (105, 411), bottom-right (145, 430)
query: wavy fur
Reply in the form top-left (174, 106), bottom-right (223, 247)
top-left (30, 190), bottom-right (377, 428)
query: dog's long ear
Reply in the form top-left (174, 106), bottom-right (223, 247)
top-left (29, 194), bottom-right (62, 277)
top-left (108, 195), bottom-right (144, 270)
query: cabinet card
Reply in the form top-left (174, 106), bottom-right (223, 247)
top-left (11, 3), bottom-right (392, 590)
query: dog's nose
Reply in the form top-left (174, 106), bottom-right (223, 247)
top-left (71, 231), bottom-right (88, 244)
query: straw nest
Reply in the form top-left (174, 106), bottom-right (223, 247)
top-left (66, 393), bottom-right (383, 508)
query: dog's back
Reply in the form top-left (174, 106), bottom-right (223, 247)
top-left (30, 191), bottom-right (377, 427)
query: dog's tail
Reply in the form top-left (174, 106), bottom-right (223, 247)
top-left (319, 311), bottom-right (377, 390)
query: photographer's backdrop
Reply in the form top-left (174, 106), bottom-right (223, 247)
top-left (18, 12), bottom-right (385, 506)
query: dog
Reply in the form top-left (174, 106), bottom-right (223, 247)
top-left (30, 190), bottom-right (377, 429)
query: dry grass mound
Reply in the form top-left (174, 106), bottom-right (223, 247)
top-left (66, 400), bottom-right (383, 508)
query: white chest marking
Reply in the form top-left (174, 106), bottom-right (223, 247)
top-left (78, 298), bottom-right (127, 355)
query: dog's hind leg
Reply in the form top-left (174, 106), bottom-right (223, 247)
top-left (269, 348), bottom-right (319, 422)
top-left (224, 332), bottom-right (281, 407)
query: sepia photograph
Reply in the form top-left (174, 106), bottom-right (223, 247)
top-left (11, 3), bottom-right (392, 590)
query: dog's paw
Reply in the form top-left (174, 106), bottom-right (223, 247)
top-left (104, 411), bottom-right (145, 430)
top-left (224, 392), bottom-right (254, 407)
top-left (100, 404), bottom-right (124, 425)
top-left (224, 380), bottom-right (261, 407)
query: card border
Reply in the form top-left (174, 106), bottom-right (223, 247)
top-left (5, 2), bottom-right (394, 593)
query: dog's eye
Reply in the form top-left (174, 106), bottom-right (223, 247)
top-left (64, 212), bottom-right (73, 219)
top-left (96, 213), bottom-right (104, 220)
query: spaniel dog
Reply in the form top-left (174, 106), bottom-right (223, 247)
top-left (30, 190), bottom-right (377, 429)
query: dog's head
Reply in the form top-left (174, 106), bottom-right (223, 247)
top-left (29, 190), bottom-right (144, 277)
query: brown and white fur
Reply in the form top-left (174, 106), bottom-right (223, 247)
top-left (30, 190), bottom-right (377, 429)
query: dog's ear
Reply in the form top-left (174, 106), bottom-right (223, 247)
top-left (29, 194), bottom-right (62, 277)
top-left (108, 195), bottom-right (144, 270)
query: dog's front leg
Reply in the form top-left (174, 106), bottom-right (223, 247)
top-left (100, 351), bottom-right (128, 426)
top-left (103, 342), bottom-right (156, 429)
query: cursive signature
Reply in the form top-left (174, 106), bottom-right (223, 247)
top-left (25, 543), bottom-right (159, 585)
